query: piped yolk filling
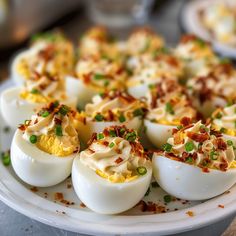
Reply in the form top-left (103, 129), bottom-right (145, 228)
top-left (96, 169), bottom-right (138, 183)
top-left (20, 91), bottom-right (51, 103)
top-left (36, 134), bottom-right (75, 157)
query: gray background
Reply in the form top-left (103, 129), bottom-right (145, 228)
top-left (0, 0), bottom-right (235, 235)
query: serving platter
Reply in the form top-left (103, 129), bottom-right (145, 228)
top-left (0, 79), bottom-right (236, 235)
top-left (181, 0), bottom-right (236, 59)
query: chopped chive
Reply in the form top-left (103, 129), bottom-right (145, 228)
top-left (30, 88), bottom-right (39, 94)
top-left (216, 112), bottom-right (222, 119)
top-left (109, 130), bottom-right (117, 137)
top-left (164, 195), bottom-right (172, 203)
top-left (177, 125), bottom-right (183, 130)
top-left (99, 92), bottom-right (105, 97)
top-left (220, 58), bottom-right (231, 64)
top-left (185, 141), bottom-right (194, 152)
top-left (151, 182), bottom-right (159, 188)
top-left (55, 125), bottom-right (63, 136)
top-left (165, 102), bottom-right (175, 115)
top-left (119, 114), bottom-right (126, 123)
top-left (41, 111), bottom-right (50, 117)
top-left (53, 101), bottom-right (59, 108)
top-left (162, 143), bottom-right (172, 152)
top-left (29, 135), bottom-right (37, 144)
top-left (210, 149), bottom-right (218, 160)
top-left (109, 142), bottom-right (115, 148)
top-left (119, 128), bottom-right (126, 135)
top-left (1, 151), bottom-right (10, 166)
top-left (195, 38), bottom-right (206, 47)
top-left (227, 140), bottom-right (233, 146)
top-left (200, 125), bottom-right (209, 132)
top-left (186, 157), bottom-right (193, 163)
top-left (104, 80), bottom-right (109, 87)
top-left (220, 127), bottom-right (226, 133)
top-left (94, 114), bottom-right (104, 121)
top-left (93, 73), bottom-right (105, 80)
top-left (148, 84), bottom-right (155, 89)
top-left (234, 121), bottom-right (236, 129)
top-left (97, 133), bottom-right (104, 140)
top-left (133, 108), bottom-right (144, 117)
top-left (125, 132), bottom-right (137, 142)
top-left (59, 105), bottom-right (70, 116)
top-left (137, 166), bottom-right (147, 175)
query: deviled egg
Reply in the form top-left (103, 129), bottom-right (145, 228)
top-left (126, 27), bottom-right (164, 56)
top-left (187, 63), bottom-right (236, 118)
top-left (77, 90), bottom-right (146, 144)
top-left (211, 104), bottom-right (236, 148)
top-left (144, 80), bottom-right (198, 148)
top-left (152, 121), bottom-right (236, 200)
top-left (72, 125), bottom-right (152, 214)
top-left (1, 74), bottom-right (76, 128)
top-left (66, 57), bottom-right (126, 109)
top-left (11, 102), bottom-right (80, 187)
top-left (200, 2), bottom-right (236, 46)
top-left (126, 52), bottom-right (184, 99)
top-left (174, 34), bottom-right (219, 77)
top-left (11, 32), bottom-right (74, 85)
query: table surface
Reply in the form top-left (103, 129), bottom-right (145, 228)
top-left (0, 0), bottom-right (235, 235)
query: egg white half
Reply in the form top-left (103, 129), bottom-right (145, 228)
top-left (0, 87), bottom-right (43, 128)
top-left (127, 84), bottom-right (149, 99)
top-left (152, 154), bottom-right (236, 200)
top-left (65, 76), bottom-right (97, 109)
top-left (72, 156), bottom-right (152, 214)
top-left (11, 129), bottom-right (76, 187)
top-left (144, 119), bottom-right (174, 148)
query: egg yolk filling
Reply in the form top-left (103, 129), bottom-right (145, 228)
top-left (146, 82), bottom-right (197, 126)
top-left (82, 91), bottom-right (146, 123)
top-left (161, 120), bottom-right (236, 171)
top-left (211, 105), bottom-right (236, 137)
top-left (19, 74), bottom-right (66, 104)
top-left (19, 103), bottom-right (80, 157)
top-left (79, 126), bottom-right (150, 183)
top-left (17, 35), bottom-right (74, 80)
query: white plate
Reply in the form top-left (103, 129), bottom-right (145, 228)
top-left (181, 0), bottom-right (236, 58)
top-left (0, 79), bottom-right (236, 235)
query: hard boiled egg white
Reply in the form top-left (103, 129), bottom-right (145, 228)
top-left (65, 75), bottom-right (97, 109)
top-left (0, 86), bottom-right (77, 129)
top-left (77, 117), bottom-right (142, 145)
top-left (152, 154), bottom-right (236, 200)
top-left (0, 87), bottom-right (43, 128)
top-left (127, 83), bottom-right (150, 99)
top-left (11, 129), bottom-right (76, 187)
top-left (72, 156), bottom-right (152, 214)
top-left (144, 119), bottom-right (174, 148)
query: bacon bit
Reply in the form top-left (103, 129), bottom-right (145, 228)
top-left (166, 56), bottom-right (179, 67)
top-left (186, 211), bottom-right (194, 217)
top-left (187, 132), bottom-right (209, 142)
top-left (218, 204), bottom-right (224, 209)
top-left (107, 110), bottom-right (114, 121)
top-left (215, 138), bottom-right (227, 151)
top-left (172, 128), bottom-right (178, 135)
top-left (83, 74), bottom-right (91, 84)
top-left (210, 129), bottom-right (222, 137)
top-left (101, 141), bottom-right (109, 146)
top-left (180, 117), bottom-right (192, 127)
top-left (224, 190), bottom-right (230, 194)
top-left (180, 34), bottom-right (198, 43)
top-left (202, 167), bottom-right (210, 173)
top-left (137, 200), bottom-right (166, 213)
top-left (54, 117), bottom-right (62, 125)
top-left (80, 202), bottom-right (86, 208)
top-left (87, 133), bottom-right (97, 146)
top-left (115, 157), bottom-right (123, 164)
top-left (30, 187), bottom-right (38, 192)
top-left (87, 148), bottom-right (95, 154)
top-left (18, 124), bottom-right (26, 131)
top-left (219, 161), bottom-right (228, 172)
top-left (54, 192), bottom-right (64, 201)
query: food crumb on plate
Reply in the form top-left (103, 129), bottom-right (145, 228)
top-left (186, 211), bottom-right (194, 217)
top-left (30, 186), bottom-right (38, 192)
top-left (54, 192), bottom-right (64, 201)
top-left (218, 204), bottom-right (224, 209)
